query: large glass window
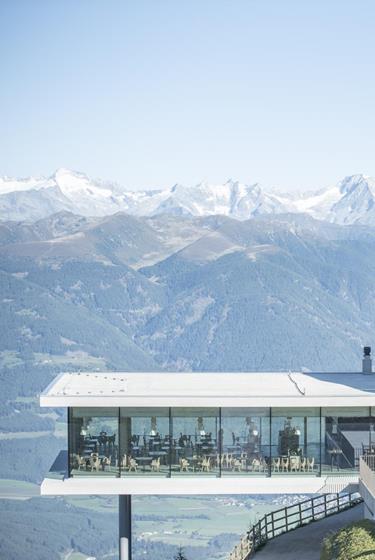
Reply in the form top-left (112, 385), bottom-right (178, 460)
top-left (69, 407), bottom-right (119, 477)
top-left (271, 408), bottom-right (320, 475)
top-left (120, 408), bottom-right (169, 476)
top-left (66, 406), bottom-right (374, 478)
top-left (321, 407), bottom-right (371, 473)
top-left (221, 408), bottom-right (270, 475)
top-left (171, 408), bottom-right (219, 476)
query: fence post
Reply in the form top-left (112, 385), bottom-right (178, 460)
top-left (226, 492), bottom-right (363, 560)
top-left (312, 497), bottom-right (316, 521)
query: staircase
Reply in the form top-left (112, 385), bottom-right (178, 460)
top-left (317, 475), bottom-right (359, 494)
top-left (228, 492), bottom-right (363, 560)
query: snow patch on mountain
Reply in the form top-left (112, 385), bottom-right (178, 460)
top-left (2, 168), bottom-right (375, 226)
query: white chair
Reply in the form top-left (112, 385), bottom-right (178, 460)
top-left (272, 457), bottom-right (280, 472)
top-left (151, 457), bottom-right (161, 472)
top-left (252, 458), bottom-right (261, 472)
top-left (90, 453), bottom-right (100, 472)
top-left (232, 458), bottom-right (242, 472)
top-left (240, 452), bottom-right (247, 470)
top-left (216, 453), bottom-right (224, 468)
top-left (281, 457), bottom-right (289, 472)
top-left (179, 458), bottom-right (190, 472)
top-left (128, 457), bottom-right (138, 472)
top-left (290, 456), bottom-right (300, 472)
top-left (76, 454), bottom-right (86, 470)
top-left (300, 457), bottom-right (307, 472)
top-left (201, 457), bottom-right (211, 472)
top-left (307, 457), bottom-right (315, 472)
top-left (224, 453), bottom-right (233, 469)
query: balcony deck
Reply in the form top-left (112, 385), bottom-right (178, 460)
top-left (41, 470), bottom-right (359, 496)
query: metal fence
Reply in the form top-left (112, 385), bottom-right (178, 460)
top-left (228, 492), bottom-right (363, 560)
top-left (362, 453), bottom-right (375, 471)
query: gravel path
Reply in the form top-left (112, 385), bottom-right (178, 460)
top-left (254, 504), bottom-right (364, 560)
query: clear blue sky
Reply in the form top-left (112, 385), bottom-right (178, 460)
top-left (1, 0), bottom-right (375, 191)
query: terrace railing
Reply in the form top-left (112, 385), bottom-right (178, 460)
top-left (228, 492), bottom-right (363, 560)
top-left (360, 454), bottom-right (375, 495)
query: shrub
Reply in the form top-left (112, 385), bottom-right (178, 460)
top-left (321, 519), bottom-right (375, 559)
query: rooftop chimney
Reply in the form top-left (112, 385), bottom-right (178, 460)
top-left (362, 346), bottom-right (372, 374)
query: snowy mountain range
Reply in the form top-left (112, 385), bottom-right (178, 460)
top-left (2, 168), bottom-right (375, 225)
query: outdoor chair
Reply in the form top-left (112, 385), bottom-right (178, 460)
top-left (300, 457), bottom-right (307, 472)
top-left (281, 457), bottom-right (289, 472)
top-left (272, 457), bottom-right (280, 472)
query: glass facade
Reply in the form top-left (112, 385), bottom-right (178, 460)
top-left (221, 408), bottom-right (270, 475)
top-left (69, 407), bottom-right (119, 476)
top-left (321, 407), bottom-right (374, 473)
top-left (67, 406), bottom-right (375, 477)
top-left (119, 407), bottom-right (170, 476)
top-left (271, 408), bottom-right (320, 474)
top-left (171, 407), bottom-right (219, 476)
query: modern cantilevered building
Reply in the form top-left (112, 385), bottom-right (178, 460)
top-left (40, 348), bottom-right (375, 559)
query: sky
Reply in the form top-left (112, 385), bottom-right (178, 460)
top-left (0, 0), bottom-right (375, 192)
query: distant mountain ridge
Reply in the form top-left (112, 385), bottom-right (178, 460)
top-left (1, 210), bottom-right (375, 377)
top-left (2, 168), bottom-right (375, 225)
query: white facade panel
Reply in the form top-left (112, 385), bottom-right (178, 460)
top-left (41, 474), bottom-right (358, 496)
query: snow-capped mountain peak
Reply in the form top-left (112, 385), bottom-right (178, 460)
top-left (338, 174), bottom-right (375, 194)
top-left (1, 168), bottom-right (375, 225)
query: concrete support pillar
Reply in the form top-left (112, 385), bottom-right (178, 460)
top-left (119, 495), bottom-right (132, 560)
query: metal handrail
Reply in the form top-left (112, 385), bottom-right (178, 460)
top-left (227, 492), bottom-right (363, 560)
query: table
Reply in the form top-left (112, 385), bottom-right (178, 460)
top-left (137, 456), bottom-right (153, 472)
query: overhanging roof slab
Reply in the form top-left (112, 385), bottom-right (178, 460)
top-left (40, 371), bottom-right (375, 408)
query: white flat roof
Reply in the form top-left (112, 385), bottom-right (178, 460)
top-left (40, 371), bottom-right (375, 408)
